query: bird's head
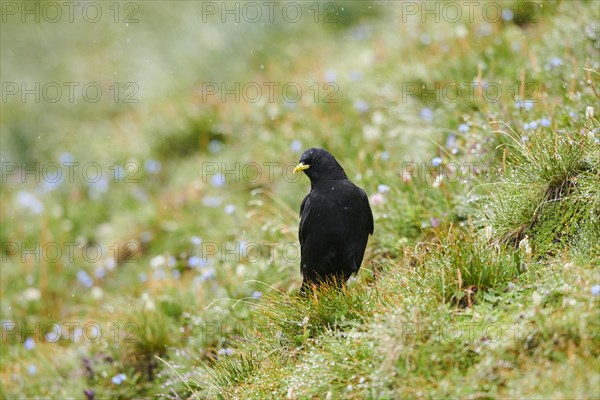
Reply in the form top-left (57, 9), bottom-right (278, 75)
top-left (293, 148), bottom-right (347, 182)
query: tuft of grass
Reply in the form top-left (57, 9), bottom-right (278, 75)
top-left (417, 224), bottom-right (524, 306)
top-left (203, 351), bottom-right (262, 393)
top-left (260, 282), bottom-right (378, 347)
top-left (480, 118), bottom-right (600, 255)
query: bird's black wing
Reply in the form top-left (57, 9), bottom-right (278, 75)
top-left (299, 181), bottom-right (373, 282)
top-left (298, 193), bottom-right (310, 244)
top-left (298, 189), bottom-right (341, 281)
top-left (335, 183), bottom-right (373, 277)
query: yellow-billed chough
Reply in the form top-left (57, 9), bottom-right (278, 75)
top-left (293, 148), bottom-right (374, 293)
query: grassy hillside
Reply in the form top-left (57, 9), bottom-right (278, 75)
top-left (1, 1), bottom-right (599, 398)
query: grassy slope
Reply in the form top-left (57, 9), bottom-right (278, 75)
top-left (1, 1), bottom-right (599, 398)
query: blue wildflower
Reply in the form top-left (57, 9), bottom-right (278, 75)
top-left (252, 291), bottom-right (263, 299)
top-left (353, 99), bottom-right (369, 113)
top-left (549, 57), bottom-right (564, 67)
top-left (290, 140), bottom-right (302, 153)
top-left (59, 152), bottom-right (74, 164)
top-left (111, 373), bottom-right (126, 385)
top-left (211, 174), bottom-right (225, 187)
top-left (458, 124), bottom-right (469, 133)
top-left (380, 151), bottom-right (390, 161)
top-left (515, 100), bottom-right (535, 110)
top-left (191, 236), bottom-right (202, 246)
top-left (501, 9), bottom-right (514, 21)
top-left (208, 140), bottom-right (222, 154)
top-left (144, 159), bottom-right (161, 174)
top-left (76, 270), bottom-right (93, 288)
top-left (24, 337), bottom-right (35, 350)
top-left (28, 365), bottom-right (37, 376)
top-left (218, 348), bottom-right (234, 356)
top-left (431, 157), bottom-right (442, 167)
top-left (446, 133), bottom-right (457, 149)
top-left (73, 328), bottom-right (83, 342)
top-left (95, 267), bottom-right (106, 279)
top-left (138, 272), bottom-right (147, 282)
top-left (224, 204), bottom-right (236, 214)
top-left (592, 284), bottom-right (600, 297)
top-left (203, 196), bottom-right (222, 207)
top-left (541, 117), bottom-right (550, 127)
top-left (39, 180), bottom-right (61, 193)
top-left (45, 325), bottom-right (60, 342)
top-left (167, 256), bottom-right (176, 268)
top-left (420, 107), bottom-right (433, 122)
top-left (39, 172), bottom-right (64, 193)
top-left (16, 191), bottom-right (44, 214)
top-left (324, 69), bottom-right (336, 83)
top-left (188, 256), bottom-right (205, 268)
top-left (88, 325), bottom-right (100, 338)
top-left (377, 184), bottom-right (390, 193)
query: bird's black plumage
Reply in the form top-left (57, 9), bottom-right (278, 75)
top-left (293, 148), bottom-right (374, 293)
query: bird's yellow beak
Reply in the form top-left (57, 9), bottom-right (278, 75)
top-left (293, 162), bottom-right (310, 173)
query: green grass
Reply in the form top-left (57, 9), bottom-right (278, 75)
top-left (480, 120), bottom-right (600, 252)
top-left (2, 1), bottom-right (599, 398)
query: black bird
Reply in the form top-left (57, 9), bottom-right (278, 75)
top-left (293, 148), bottom-right (374, 293)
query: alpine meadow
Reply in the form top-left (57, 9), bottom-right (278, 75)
top-left (1, 1), bottom-right (599, 398)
